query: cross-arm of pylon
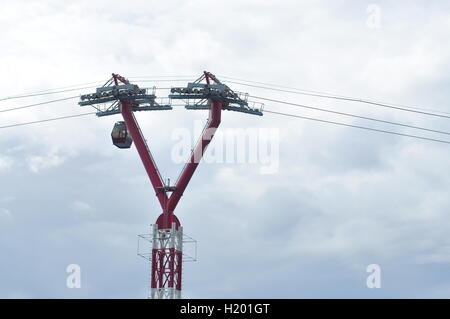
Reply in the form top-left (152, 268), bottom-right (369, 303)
top-left (169, 71), bottom-right (264, 116)
top-left (78, 73), bottom-right (171, 208)
top-left (120, 100), bottom-right (169, 209)
top-left (166, 71), bottom-right (264, 212)
top-left (167, 97), bottom-right (222, 213)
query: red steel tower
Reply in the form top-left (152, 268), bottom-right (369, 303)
top-left (79, 71), bottom-right (262, 298)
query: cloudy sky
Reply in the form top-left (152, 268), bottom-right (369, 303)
top-left (1, 0), bottom-right (450, 298)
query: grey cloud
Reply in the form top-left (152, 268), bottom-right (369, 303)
top-left (1, 0), bottom-right (450, 298)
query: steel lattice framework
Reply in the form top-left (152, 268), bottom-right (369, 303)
top-left (79, 71), bottom-right (263, 298)
top-left (150, 223), bottom-right (183, 299)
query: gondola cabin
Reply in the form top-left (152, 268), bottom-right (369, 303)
top-left (111, 121), bottom-right (133, 149)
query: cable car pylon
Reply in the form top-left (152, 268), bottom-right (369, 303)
top-left (79, 71), bottom-right (263, 298)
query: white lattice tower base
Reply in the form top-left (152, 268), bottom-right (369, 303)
top-left (150, 222), bottom-right (183, 299)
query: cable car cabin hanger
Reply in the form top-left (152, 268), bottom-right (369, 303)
top-left (77, 71), bottom-right (263, 299)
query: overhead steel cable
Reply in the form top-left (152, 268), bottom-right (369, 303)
top-left (0, 77), bottom-right (194, 101)
top-left (129, 75), bottom-right (197, 79)
top-left (0, 75), bottom-right (448, 146)
top-left (0, 95), bottom-right (80, 113)
top-left (250, 96), bottom-right (450, 136)
top-left (0, 112), bottom-right (96, 129)
top-left (0, 89), bottom-right (187, 114)
top-left (0, 98), bottom-right (448, 146)
top-left (221, 77), bottom-right (450, 118)
top-left (135, 79), bottom-right (195, 83)
top-left (16, 81), bottom-right (104, 94)
top-left (219, 75), bottom-right (358, 98)
top-left (2, 107), bottom-right (448, 145)
top-left (264, 109), bottom-right (450, 145)
top-left (0, 85), bottom-right (99, 102)
top-left (127, 74), bottom-right (450, 117)
top-left (7, 74), bottom-right (448, 118)
top-left (0, 80), bottom-right (106, 100)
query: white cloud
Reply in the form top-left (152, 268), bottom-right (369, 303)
top-left (0, 208), bottom-right (13, 222)
top-left (0, 156), bottom-right (13, 172)
top-left (70, 200), bottom-right (92, 212)
top-left (0, 196), bottom-right (15, 202)
top-left (27, 152), bottom-right (65, 173)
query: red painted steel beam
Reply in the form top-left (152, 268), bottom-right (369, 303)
top-left (112, 73), bottom-right (129, 85)
top-left (167, 98), bottom-right (223, 213)
top-left (120, 100), bottom-right (169, 209)
top-left (114, 71), bottom-right (223, 222)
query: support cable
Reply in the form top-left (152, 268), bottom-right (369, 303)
top-left (250, 96), bottom-right (450, 136)
top-left (219, 76), bottom-right (450, 117)
top-left (0, 112), bottom-right (96, 129)
top-left (0, 96), bottom-right (80, 113)
top-left (264, 109), bottom-right (450, 145)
